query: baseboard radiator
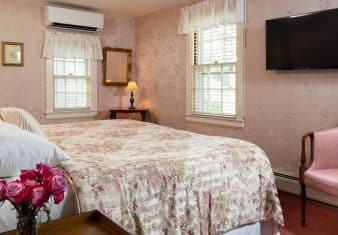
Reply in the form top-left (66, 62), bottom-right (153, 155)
top-left (274, 172), bottom-right (338, 207)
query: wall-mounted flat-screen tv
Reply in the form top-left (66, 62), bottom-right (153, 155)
top-left (266, 8), bottom-right (338, 70)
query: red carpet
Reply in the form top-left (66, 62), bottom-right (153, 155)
top-left (279, 191), bottom-right (338, 235)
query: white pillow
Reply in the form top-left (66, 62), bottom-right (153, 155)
top-left (0, 121), bottom-right (70, 177)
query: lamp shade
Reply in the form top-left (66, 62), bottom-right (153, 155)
top-left (127, 81), bottom-right (138, 91)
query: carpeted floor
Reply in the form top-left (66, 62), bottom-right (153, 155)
top-left (278, 191), bottom-right (338, 235)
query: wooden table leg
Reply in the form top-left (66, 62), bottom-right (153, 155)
top-left (141, 111), bottom-right (146, 122)
top-left (110, 111), bottom-right (117, 119)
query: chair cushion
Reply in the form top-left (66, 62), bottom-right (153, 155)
top-left (304, 168), bottom-right (338, 197)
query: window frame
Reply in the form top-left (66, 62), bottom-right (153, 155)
top-left (45, 58), bottom-right (98, 119)
top-left (185, 24), bottom-right (245, 128)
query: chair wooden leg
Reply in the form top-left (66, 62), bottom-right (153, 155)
top-left (300, 183), bottom-right (306, 226)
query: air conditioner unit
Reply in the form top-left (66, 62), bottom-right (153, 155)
top-left (45, 6), bottom-right (104, 32)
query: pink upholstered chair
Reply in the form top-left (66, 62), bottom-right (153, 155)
top-left (299, 128), bottom-right (338, 226)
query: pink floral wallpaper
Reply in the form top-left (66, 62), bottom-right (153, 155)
top-left (135, 0), bottom-right (338, 177)
top-left (2, 0), bottom-right (338, 177)
top-left (0, 0), bottom-right (135, 123)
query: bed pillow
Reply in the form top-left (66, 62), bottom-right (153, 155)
top-left (0, 107), bottom-right (45, 137)
top-left (0, 121), bottom-right (70, 177)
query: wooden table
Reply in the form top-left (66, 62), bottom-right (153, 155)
top-left (1, 211), bottom-right (130, 235)
top-left (109, 108), bottom-right (148, 122)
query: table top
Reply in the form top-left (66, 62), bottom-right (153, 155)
top-left (109, 107), bottom-right (148, 112)
top-left (1, 211), bottom-right (130, 235)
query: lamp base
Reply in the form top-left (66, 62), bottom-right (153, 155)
top-left (129, 91), bottom-right (135, 110)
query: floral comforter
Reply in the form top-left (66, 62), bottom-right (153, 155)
top-left (42, 120), bottom-right (284, 234)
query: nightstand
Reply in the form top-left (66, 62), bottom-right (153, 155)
top-left (109, 108), bottom-right (148, 122)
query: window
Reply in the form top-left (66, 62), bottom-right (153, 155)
top-left (46, 58), bottom-right (98, 119)
top-left (54, 58), bottom-right (89, 110)
top-left (186, 24), bottom-right (245, 127)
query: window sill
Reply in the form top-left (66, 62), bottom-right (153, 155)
top-left (45, 110), bottom-right (98, 120)
top-left (186, 114), bottom-right (245, 128)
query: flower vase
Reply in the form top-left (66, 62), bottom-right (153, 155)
top-left (0, 163), bottom-right (68, 235)
top-left (16, 204), bottom-right (40, 235)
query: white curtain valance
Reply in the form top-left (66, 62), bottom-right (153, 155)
top-left (178, 0), bottom-right (245, 35)
top-left (43, 31), bottom-right (103, 60)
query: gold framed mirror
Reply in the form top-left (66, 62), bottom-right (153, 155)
top-left (103, 47), bottom-right (132, 86)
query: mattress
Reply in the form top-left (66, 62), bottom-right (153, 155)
top-left (0, 176), bottom-right (77, 233)
top-left (42, 119), bottom-right (284, 234)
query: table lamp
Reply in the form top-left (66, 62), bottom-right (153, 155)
top-left (127, 81), bottom-right (138, 109)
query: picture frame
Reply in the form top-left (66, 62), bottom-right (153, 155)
top-left (1, 41), bottom-right (24, 66)
top-left (103, 47), bottom-right (132, 86)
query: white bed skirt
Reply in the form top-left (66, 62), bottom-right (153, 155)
top-left (225, 220), bottom-right (280, 235)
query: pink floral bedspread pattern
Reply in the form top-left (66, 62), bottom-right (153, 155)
top-left (42, 120), bottom-right (283, 234)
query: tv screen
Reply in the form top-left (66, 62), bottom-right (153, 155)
top-left (266, 8), bottom-right (338, 70)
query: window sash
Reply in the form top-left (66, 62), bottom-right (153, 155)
top-left (192, 63), bottom-right (236, 117)
top-left (52, 58), bottom-right (90, 111)
top-left (193, 25), bottom-right (237, 65)
top-left (53, 58), bottom-right (89, 76)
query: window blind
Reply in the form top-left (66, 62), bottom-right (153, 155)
top-left (192, 24), bottom-right (237, 117)
top-left (53, 58), bottom-right (89, 110)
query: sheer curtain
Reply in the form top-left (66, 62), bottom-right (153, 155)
top-left (178, 0), bottom-right (245, 34)
top-left (43, 31), bottom-right (103, 60)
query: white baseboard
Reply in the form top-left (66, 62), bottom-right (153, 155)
top-left (274, 173), bottom-right (338, 207)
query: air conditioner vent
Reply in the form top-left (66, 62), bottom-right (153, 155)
top-left (51, 22), bottom-right (98, 32)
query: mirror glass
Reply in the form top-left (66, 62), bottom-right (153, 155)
top-left (103, 48), bottom-right (132, 86)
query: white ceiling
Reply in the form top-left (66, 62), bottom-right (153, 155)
top-left (47, 0), bottom-right (193, 17)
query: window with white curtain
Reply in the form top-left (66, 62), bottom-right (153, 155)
top-left (43, 31), bottom-right (101, 120)
top-left (53, 58), bottom-right (90, 110)
top-left (186, 24), bottom-right (244, 127)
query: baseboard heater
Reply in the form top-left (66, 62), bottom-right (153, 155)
top-left (274, 172), bottom-right (338, 207)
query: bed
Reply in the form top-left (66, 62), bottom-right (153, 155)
top-left (0, 119), bottom-right (284, 234)
top-left (47, 119), bottom-right (283, 234)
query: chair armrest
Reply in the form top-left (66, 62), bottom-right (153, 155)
top-left (299, 132), bottom-right (314, 184)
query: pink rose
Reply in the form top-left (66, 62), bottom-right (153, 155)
top-left (48, 175), bottom-right (68, 196)
top-left (36, 163), bottom-right (64, 182)
top-left (5, 181), bottom-right (26, 203)
top-left (20, 169), bottom-right (38, 182)
top-left (24, 180), bottom-right (38, 190)
top-left (53, 193), bottom-right (64, 204)
top-left (0, 181), bottom-right (7, 201)
top-left (36, 163), bottom-right (52, 180)
top-left (20, 170), bottom-right (39, 191)
top-left (45, 168), bottom-right (64, 182)
top-left (30, 186), bottom-right (48, 207)
top-left (36, 163), bottom-right (52, 173)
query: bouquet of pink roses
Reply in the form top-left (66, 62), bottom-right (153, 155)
top-left (0, 163), bottom-right (68, 235)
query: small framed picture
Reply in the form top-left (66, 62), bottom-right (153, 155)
top-left (1, 41), bottom-right (24, 66)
